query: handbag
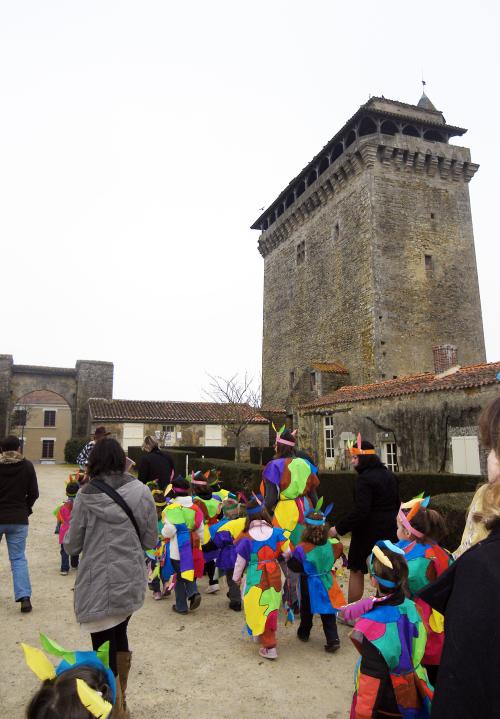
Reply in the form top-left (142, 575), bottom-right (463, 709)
top-left (91, 479), bottom-right (141, 540)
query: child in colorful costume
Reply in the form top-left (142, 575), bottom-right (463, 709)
top-left (146, 488), bottom-right (175, 600)
top-left (341, 541), bottom-right (433, 718)
top-left (22, 633), bottom-right (115, 719)
top-left (161, 477), bottom-right (204, 614)
top-left (233, 496), bottom-right (290, 660)
top-left (262, 425), bottom-right (319, 547)
top-left (286, 498), bottom-right (346, 652)
top-left (206, 468), bottom-right (236, 503)
top-left (54, 480), bottom-right (80, 575)
top-left (396, 496), bottom-right (453, 686)
top-left (191, 470), bottom-right (222, 594)
top-left (203, 497), bottom-right (246, 610)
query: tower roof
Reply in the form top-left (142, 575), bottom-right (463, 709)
top-left (417, 91), bottom-right (437, 112)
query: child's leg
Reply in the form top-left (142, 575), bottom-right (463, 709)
top-left (260, 610), bottom-right (278, 648)
top-left (171, 560), bottom-right (189, 612)
top-left (70, 554), bottom-right (79, 569)
top-left (297, 576), bottom-right (313, 640)
top-left (225, 570), bottom-right (241, 604)
top-left (320, 613), bottom-right (340, 647)
top-left (60, 545), bottom-right (70, 573)
top-left (206, 560), bottom-right (218, 585)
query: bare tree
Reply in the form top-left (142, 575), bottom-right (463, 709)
top-left (203, 373), bottom-right (262, 462)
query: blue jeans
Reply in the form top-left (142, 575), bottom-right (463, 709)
top-left (60, 545), bottom-right (79, 572)
top-left (0, 524), bottom-right (32, 601)
top-left (171, 559), bottom-right (198, 612)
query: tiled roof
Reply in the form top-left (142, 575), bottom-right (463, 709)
top-left (311, 361), bottom-right (349, 375)
top-left (301, 361), bottom-right (500, 410)
top-left (88, 399), bottom-right (269, 424)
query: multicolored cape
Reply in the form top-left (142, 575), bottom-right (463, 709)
top-left (193, 495), bottom-right (221, 561)
top-left (292, 538), bottom-right (345, 614)
top-left (350, 596), bottom-right (433, 718)
top-left (162, 502), bottom-right (204, 581)
top-left (397, 539), bottom-right (453, 665)
top-left (235, 527), bottom-right (290, 638)
top-left (262, 456), bottom-right (319, 547)
top-left (209, 516), bottom-right (246, 571)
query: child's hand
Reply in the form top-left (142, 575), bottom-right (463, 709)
top-left (234, 577), bottom-right (242, 586)
top-left (329, 526), bottom-right (338, 537)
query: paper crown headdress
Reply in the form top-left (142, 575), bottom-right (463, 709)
top-left (21, 634), bottom-right (115, 717)
top-left (272, 423), bottom-right (296, 447)
top-left (151, 489), bottom-right (167, 508)
top-left (190, 470), bottom-right (210, 487)
top-left (398, 494), bottom-right (430, 538)
top-left (303, 496), bottom-right (334, 525)
top-left (347, 432), bottom-right (376, 456)
top-left (369, 540), bottom-right (406, 588)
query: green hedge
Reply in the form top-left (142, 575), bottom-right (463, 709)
top-left (188, 458), bottom-right (481, 525)
top-left (64, 438), bottom-right (88, 464)
top-left (431, 491), bottom-right (474, 552)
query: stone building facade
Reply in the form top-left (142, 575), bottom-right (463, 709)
top-left (0, 355), bottom-right (113, 440)
top-left (298, 360), bottom-right (500, 474)
top-left (11, 390), bottom-right (72, 464)
top-left (252, 94), bottom-right (486, 415)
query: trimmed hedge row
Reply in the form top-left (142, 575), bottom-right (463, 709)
top-left (431, 491), bottom-right (474, 552)
top-left (64, 438), bottom-right (88, 464)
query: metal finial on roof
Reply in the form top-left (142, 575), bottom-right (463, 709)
top-left (418, 78), bottom-right (437, 111)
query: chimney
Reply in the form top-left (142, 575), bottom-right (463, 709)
top-left (433, 344), bottom-right (458, 374)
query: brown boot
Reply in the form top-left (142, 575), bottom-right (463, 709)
top-left (116, 651), bottom-right (132, 717)
top-left (111, 676), bottom-right (126, 718)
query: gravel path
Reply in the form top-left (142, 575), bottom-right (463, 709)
top-left (0, 464), bottom-right (357, 718)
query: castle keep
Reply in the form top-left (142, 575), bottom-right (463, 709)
top-left (252, 93), bottom-right (486, 416)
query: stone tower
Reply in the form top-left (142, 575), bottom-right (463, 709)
top-left (252, 93), bottom-right (486, 415)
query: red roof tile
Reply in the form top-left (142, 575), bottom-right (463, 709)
top-left (88, 399), bottom-right (269, 424)
top-left (311, 361), bottom-right (349, 375)
top-left (301, 361), bottom-right (500, 410)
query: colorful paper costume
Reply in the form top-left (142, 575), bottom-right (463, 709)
top-left (350, 598), bottom-right (433, 718)
top-left (161, 501), bottom-right (204, 581)
top-left (192, 493), bottom-right (222, 562)
top-left (21, 634), bottom-right (115, 717)
top-left (262, 455), bottom-right (319, 547)
top-left (209, 516), bottom-right (247, 571)
top-left (235, 527), bottom-right (290, 640)
top-left (291, 539), bottom-right (345, 614)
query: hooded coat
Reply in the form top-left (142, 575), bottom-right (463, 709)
top-left (64, 472), bottom-right (157, 624)
top-left (0, 451), bottom-right (39, 524)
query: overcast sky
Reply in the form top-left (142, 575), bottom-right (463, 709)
top-left (1, 1), bottom-right (498, 401)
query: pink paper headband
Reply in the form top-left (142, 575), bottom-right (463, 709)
top-left (397, 509), bottom-right (424, 539)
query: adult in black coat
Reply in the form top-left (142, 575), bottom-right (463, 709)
top-left (137, 436), bottom-right (174, 492)
top-left (419, 524), bottom-right (500, 718)
top-left (331, 440), bottom-right (399, 602)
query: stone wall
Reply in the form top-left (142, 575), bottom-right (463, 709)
top-left (260, 131), bottom-right (485, 413)
top-left (298, 384), bottom-right (499, 473)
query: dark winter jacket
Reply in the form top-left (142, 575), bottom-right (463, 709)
top-left (0, 451), bottom-right (39, 524)
top-left (64, 472), bottom-right (157, 623)
top-left (336, 461), bottom-right (399, 539)
top-left (419, 524), bottom-right (500, 718)
top-left (137, 447), bottom-right (174, 491)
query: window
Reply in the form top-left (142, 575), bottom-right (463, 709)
top-left (296, 241), bottom-right (306, 265)
top-left (44, 410), bottom-right (56, 427)
top-left (383, 442), bottom-right (398, 472)
top-left (324, 416), bottom-right (335, 466)
top-left (310, 371), bottom-right (316, 391)
top-left (42, 440), bottom-right (55, 459)
top-left (289, 371), bottom-right (295, 389)
top-left (425, 254), bottom-right (433, 271)
top-left (162, 425), bottom-right (174, 433)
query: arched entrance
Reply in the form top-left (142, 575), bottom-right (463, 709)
top-left (11, 390), bottom-right (72, 464)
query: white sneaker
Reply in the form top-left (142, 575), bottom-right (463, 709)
top-left (259, 647), bottom-right (278, 660)
top-left (205, 584), bottom-right (220, 594)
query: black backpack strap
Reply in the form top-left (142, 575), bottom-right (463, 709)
top-left (91, 479), bottom-right (141, 540)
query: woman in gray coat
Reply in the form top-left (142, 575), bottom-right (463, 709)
top-left (64, 438), bottom-right (157, 718)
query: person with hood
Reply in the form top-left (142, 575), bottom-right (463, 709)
top-left (64, 438), bottom-right (157, 718)
top-left (0, 435), bottom-right (39, 613)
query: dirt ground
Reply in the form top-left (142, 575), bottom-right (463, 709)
top-left (0, 465), bottom-right (361, 718)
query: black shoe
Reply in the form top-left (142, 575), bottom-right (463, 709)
top-left (171, 605), bottom-right (188, 615)
top-left (324, 640), bottom-right (340, 653)
top-left (189, 593), bottom-right (202, 611)
top-left (229, 601), bottom-right (242, 612)
top-left (20, 597), bottom-right (32, 613)
top-left (297, 631), bottom-right (309, 643)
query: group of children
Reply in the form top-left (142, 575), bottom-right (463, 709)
top-left (42, 431), bottom-right (457, 719)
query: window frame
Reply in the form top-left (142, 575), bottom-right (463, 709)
top-left (44, 409), bottom-right (56, 427)
top-left (41, 439), bottom-right (55, 459)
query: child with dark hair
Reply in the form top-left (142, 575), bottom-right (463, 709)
top-left (341, 541), bottom-right (433, 718)
top-left (22, 634), bottom-right (115, 719)
top-left (396, 497), bottom-right (453, 686)
top-left (54, 481), bottom-right (80, 575)
top-left (286, 501), bottom-right (345, 653)
top-left (233, 498), bottom-right (290, 660)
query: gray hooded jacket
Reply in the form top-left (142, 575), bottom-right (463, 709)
top-left (64, 472), bottom-right (157, 624)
